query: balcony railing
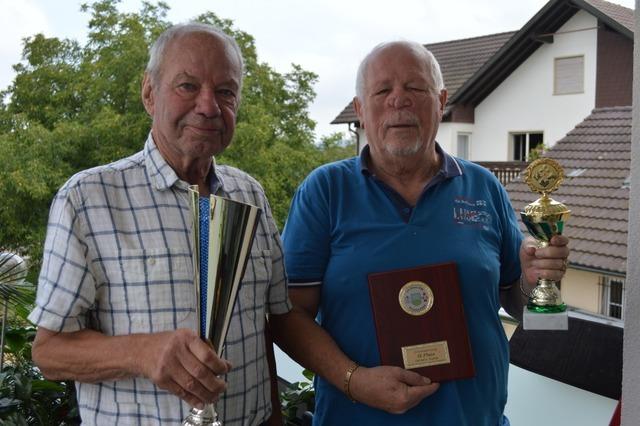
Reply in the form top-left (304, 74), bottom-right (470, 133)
top-left (475, 161), bottom-right (528, 186)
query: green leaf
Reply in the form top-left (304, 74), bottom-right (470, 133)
top-left (302, 369), bottom-right (315, 381)
top-left (30, 379), bottom-right (65, 392)
top-left (0, 397), bottom-right (21, 409)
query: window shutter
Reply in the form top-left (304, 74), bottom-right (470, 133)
top-left (554, 56), bottom-right (584, 95)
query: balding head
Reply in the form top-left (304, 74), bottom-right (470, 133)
top-left (355, 41), bottom-right (444, 102)
top-left (146, 22), bottom-right (244, 92)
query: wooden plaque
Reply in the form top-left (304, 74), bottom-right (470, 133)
top-left (368, 262), bottom-right (475, 382)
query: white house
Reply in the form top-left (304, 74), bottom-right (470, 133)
top-left (333, 0), bottom-right (632, 160)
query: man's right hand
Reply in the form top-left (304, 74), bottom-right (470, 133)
top-left (136, 328), bottom-right (231, 409)
top-left (348, 365), bottom-right (439, 414)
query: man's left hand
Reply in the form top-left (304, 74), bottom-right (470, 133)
top-left (519, 235), bottom-right (570, 287)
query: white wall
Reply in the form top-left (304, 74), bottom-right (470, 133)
top-left (472, 11), bottom-right (598, 161)
top-left (436, 122), bottom-right (475, 157)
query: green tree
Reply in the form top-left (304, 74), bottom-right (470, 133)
top-left (0, 0), bottom-right (354, 268)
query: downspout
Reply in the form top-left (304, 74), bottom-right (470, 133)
top-left (348, 122), bottom-right (360, 154)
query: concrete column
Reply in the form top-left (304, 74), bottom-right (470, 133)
top-left (621, 1), bottom-right (640, 423)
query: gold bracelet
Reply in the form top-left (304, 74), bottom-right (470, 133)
top-left (343, 363), bottom-right (359, 403)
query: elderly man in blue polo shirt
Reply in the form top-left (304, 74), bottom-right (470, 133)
top-left (270, 41), bottom-right (569, 425)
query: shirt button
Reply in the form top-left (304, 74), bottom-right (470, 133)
top-left (403, 208), bottom-right (410, 214)
top-left (148, 257), bottom-right (156, 266)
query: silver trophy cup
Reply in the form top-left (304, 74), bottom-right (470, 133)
top-left (182, 186), bottom-right (261, 426)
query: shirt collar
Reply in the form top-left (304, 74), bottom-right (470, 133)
top-left (143, 133), bottom-right (223, 193)
top-left (358, 142), bottom-right (464, 179)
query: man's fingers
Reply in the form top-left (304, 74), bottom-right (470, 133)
top-left (179, 350), bottom-right (228, 395)
top-left (535, 246), bottom-right (569, 260)
top-left (397, 368), bottom-right (432, 387)
top-left (530, 258), bottom-right (566, 270)
top-left (172, 362), bottom-right (225, 405)
top-left (550, 235), bottom-right (569, 246)
top-left (188, 338), bottom-right (231, 375)
top-left (163, 377), bottom-right (206, 410)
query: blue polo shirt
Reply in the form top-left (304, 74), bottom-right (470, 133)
top-left (282, 145), bottom-right (523, 426)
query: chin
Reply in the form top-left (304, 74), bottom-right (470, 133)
top-left (385, 142), bottom-right (423, 157)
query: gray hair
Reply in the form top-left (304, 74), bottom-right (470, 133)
top-left (146, 22), bottom-right (244, 88)
top-left (355, 41), bottom-right (444, 101)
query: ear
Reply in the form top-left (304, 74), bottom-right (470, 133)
top-left (353, 96), bottom-right (365, 129)
top-left (438, 89), bottom-right (448, 117)
top-left (141, 73), bottom-right (155, 116)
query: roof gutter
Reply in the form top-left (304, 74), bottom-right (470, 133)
top-left (569, 263), bottom-right (626, 278)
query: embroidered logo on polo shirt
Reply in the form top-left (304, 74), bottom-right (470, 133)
top-left (453, 197), bottom-right (492, 230)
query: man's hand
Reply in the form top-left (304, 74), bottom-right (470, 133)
top-left (348, 366), bottom-right (439, 414)
top-left (520, 235), bottom-right (570, 287)
top-left (136, 328), bottom-right (231, 409)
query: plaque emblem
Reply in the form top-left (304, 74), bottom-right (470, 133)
top-left (399, 281), bottom-right (434, 316)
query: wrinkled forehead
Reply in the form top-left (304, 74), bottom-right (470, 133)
top-left (365, 44), bottom-right (434, 86)
top-left (161, 32), bottom-right (242, 79)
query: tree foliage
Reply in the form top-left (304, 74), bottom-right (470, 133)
top-left (0, 0), bottom-right (354, 267)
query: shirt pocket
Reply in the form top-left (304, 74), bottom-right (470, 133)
top-left (96, 248), bottom-right (195, 335)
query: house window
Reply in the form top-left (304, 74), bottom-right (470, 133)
top-left (601, 276), bottom-right (625, 320)
top-left (511, 132), bottom-right (543, 161)
top-left (457, 133), bottom-right (471, 160)
top-left (554, 56), bottom-right (584, 95)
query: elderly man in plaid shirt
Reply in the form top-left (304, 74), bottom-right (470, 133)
top-left (28, 23), bottom-right (291, 425)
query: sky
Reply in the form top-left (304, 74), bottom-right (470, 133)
top-left (0, 0), bottom-right (635, 139)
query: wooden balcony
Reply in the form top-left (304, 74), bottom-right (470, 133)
top-left (475, 161), bottom-right (528, 186)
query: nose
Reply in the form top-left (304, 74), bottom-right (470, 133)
top-left (387, 87), bottom-right (412, 109)
top-left (195, 88), bottom-right (221, 118)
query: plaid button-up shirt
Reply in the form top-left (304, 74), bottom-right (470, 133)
top-left (29, 135), bottom-right (291, 425)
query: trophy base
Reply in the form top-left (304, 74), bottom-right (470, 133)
top-left (526, 302), bottom-right (567, 313)
top-left (523, 307), bottom-right (568, 330)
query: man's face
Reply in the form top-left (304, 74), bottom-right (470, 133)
top-left (142, 32), bottom-right (242, 163)
top-left (354, 45), bottom-right (447, 161)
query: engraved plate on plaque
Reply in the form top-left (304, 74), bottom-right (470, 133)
top-left (402, 341), bottom-right (451, 369)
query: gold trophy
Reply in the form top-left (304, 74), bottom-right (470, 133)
top-left (520, 158), bottom-right (570, 317)
top-left (182, 186), bottom-right (261, 426)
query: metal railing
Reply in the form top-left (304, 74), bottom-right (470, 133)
top-left (475, 161), bottom-right (528, 186)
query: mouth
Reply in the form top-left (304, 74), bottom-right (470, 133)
top-left (186, 125), bottom-right (223, 135)
top-left (387, 124), bottom-right (417, 130)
